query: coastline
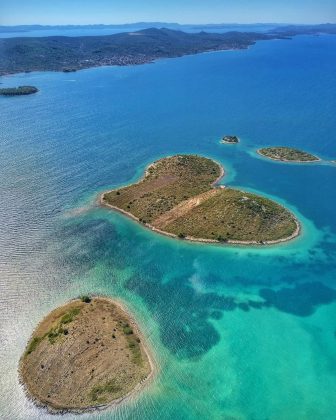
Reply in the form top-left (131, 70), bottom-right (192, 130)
top-left (0, 46), bottom-right (246, 78)
top-left (220, 136), bottom-right (240, 145)
top-left (100, 158), bottom-right (300, 246)
top-left (1, 30), bottom-right (335, 78)
top-left (256, 149), bottom-right (321, 163)
top-left (0, 45), bottom-right (248, 78)
top-left (18, 296), bottom-right (156, 415)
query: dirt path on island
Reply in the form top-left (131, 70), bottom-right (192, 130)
top-left (152, 189), bottom-right (218, 229)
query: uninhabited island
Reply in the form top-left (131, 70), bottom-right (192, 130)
top-left (220, 135), bottom-right (239, 144)
top-left (257, 146), bottom-right (319, 162)
top-left (101, 155), bottom-right (299, 244)
top-left (0, 85), bottom-right (38, 96)
top-left (19, 296), bottom-right (153, 412)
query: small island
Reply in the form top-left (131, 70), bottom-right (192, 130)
top-left (19, 296), bottom-right (153, 412)
top-left (257, 146), bottom-right (319, 162)
top-left (0, 86), bottom-right (38, 96)
top-left (220, 135), bottom-right (239, 144)
top-left (102, 155), bottom-right (299, 244)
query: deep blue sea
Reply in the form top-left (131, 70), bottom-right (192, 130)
top-left (0, 35), bottom-right (336, 419)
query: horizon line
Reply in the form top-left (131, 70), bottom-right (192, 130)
top-left (1, 21), bottom-right (335, 28)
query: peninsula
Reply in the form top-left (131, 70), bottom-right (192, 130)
top-left (258, 146), bottom-right (319, 162)
top-left (1, 24), bottom-right (335, 76)
top-left (0, 29), bottom-right (271, 76)
top-left (221, 135), bottom-right (239, 144)
top-left (101, 155), bottom-right (299, 244)
top-left (0, 86), bottom-right (38, 96)
top-left (19, 296), bottom-right (153, 412)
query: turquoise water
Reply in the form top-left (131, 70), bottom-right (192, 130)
top-left (0, 35), bottom-right (336, 419)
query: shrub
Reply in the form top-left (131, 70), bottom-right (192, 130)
top-left (90, 381), bottom-right (121, 402)
top-left (61, 307), bottom-right (80, 324)
top-left (81, 295), bottom-right (91, 303)
top-left (123, 326), bottom-right (133, 335)
top-left (47, 329), bottom-right (59, 344)
top-left (26, 336), bottom-right (43, 355)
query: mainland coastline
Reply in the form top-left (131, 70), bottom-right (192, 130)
top-left (1, 24), bottom-right (336, 77)
top-left (100, 155), bottom-right (300, 246)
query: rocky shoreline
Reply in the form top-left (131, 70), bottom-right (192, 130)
top-left (100, 156), bottom-right (300, 246)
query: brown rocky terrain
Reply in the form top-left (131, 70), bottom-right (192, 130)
top-left (19, 296), bottom-right (153, 412)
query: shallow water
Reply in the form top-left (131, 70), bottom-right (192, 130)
top-left (0, 35), bottom-right (336, 419)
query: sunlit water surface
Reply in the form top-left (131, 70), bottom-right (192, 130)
top-left (0, 35), bottom-right (336, 419)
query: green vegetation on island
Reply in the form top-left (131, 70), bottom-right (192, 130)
top-left (221, 135), bottom-right (239, 144)
top-left (19, 297), bottom-right (153, 412)
top-left (102, 155), bottom-right (299, 244)
top-left (258, 147), bottom-right (319, 162)
top-left (1, 25), bottom-right (335, 76)
top-left (0, 29), bottom-right (271, 75)
top-left (0, 85), bottom-right (38, 96)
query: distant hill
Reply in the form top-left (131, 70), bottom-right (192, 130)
top-left (0, 22), bottom-right (285, 34)
top-left (0, 28), bottom-right (272, 75)
top-left (0, 25), bottom-right (335, 76)
top-left (272, 23), bottom-right (336, 35)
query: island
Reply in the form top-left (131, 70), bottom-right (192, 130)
top-left (221, 135), bottom-right (239, 144)
top-left (19, 296), bottom-right (153, 412)
top-left (1, 24), bottom-right (335, 76)
top-left (101, 155), bottom-right (299, 244)
top-left (0, 86), bottom-right (38, 96)
top-left (62, 68), bottom-right (77, 73)
top-left (257, 147), bottom-right (319, 162)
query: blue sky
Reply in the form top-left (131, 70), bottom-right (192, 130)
top-left (1, 0), bottom-right (335, 25)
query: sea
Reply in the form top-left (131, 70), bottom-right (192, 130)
top-left (0, 34), bottom-right (335, 419)
top-left (0, 23), bottom-right (281, 38)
